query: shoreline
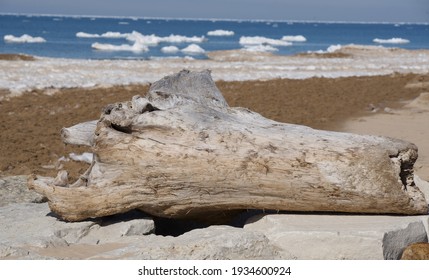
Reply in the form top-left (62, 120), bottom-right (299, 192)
top-left (1, 45), bottom-right (429, 96)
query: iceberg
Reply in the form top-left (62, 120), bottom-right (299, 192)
top-left (207, 30), bottom-right (235, 36)
top-left (4, 34), bottom-right (46, 43)
top-left (373, 38), bottom-right (410, 44)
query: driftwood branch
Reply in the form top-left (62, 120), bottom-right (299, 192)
top-left (61, 120), bottom-right (97, 146)
top-left (29, 70), bottom-right (428, 221)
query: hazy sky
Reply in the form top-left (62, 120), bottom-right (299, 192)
top-left (1, 0), bottom-right (428, 22)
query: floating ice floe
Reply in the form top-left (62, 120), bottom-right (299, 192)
top-left (78, 30), bottom-right (205, 45)
top-left (91, 42), bottom-right (149, 52)
top-left (239, 36), bottom-right (292, 46)
top-left (326, 44), bottom-right (343, 53)
top-left (281, 35), bottom-right (307, 42)
top-left (161, 46), bottom-right (180, 54)
top-left (76, 32), bottom-right (100, 38)
top-left (181, 44), bottom-right (205, 55)
top-left (4, 34), bottom-right (46, 43)
top-left (83, 31), bottom-right (206, 52)
top-left (207, 29), bottom-right (235, 36)
top-left (242, 44), bottom-right (279, 52)
top-left (373, 38), bottom-right (410, 44)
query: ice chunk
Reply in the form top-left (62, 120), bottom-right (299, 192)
top-left (4, 34), bottom-right (46, 43)
top-left (207, 30), bottom-right (235, 36)
top-left (161, 46), bottom-right (179, 54)
top-left (239, 36), bottom-right (292, 46)
top-left (91, 42), bottom-right (149, 52)
top-left (242, 45), bottom-right (278, 52)
top-left (76, 32), bottom-right (100, 38)
top-left (181, 44), bottom-right (205, 54)
top-left (281, 35), bottom-right (307, 42)
top-left (373, 38), bottom-right (410, 44)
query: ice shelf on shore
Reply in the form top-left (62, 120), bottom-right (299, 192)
top-left (1, 45), bottom-right (429, 94)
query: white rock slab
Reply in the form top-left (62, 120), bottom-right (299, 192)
top-left (244, 214), bottom-right (429, 260)
top-left (0, 176), bottom-right (45, 207)
top-left (0, 203), bottom-right (154, 259)
top-left (87, 225), bottom-right (280, 260)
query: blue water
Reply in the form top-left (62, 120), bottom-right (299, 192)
top-left (1, 14), bottom-right (429, 60)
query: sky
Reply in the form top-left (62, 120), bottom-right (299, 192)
top-left (1, 0), bottom-right (428, 23)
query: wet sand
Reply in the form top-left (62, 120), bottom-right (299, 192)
top-left (0, 73), bottom-right (428, 181)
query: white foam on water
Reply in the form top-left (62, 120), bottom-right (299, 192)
top-left (373, 38), bottom-right (410, 44)
top-left (207, 30), bottom-right (235, 36)
top-left (4, 34), bottom-right (46, 43)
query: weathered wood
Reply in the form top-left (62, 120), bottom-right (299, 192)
top-left (29, 70), bottom-right (428, 221)
top-left (61, 120), bottom-right (97, 146)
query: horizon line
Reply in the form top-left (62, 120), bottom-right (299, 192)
top-left (1, 12), bottom-right (429, 25)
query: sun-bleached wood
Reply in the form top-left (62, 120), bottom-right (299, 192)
top-left (29, 70), bottom-right (428, 221)
top-left (61, 120), bottom-right (97, 146)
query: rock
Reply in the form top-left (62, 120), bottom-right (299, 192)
top-left (244, 214), bottom-right (429, 260)
top-left (0, 203), bottom-right (154, 259)
top-left (87, 225), bottom-right (280, 260)
top-left (0, 176), bottom-right (45, 207)
top-left (79, 211), bottom-right (155, 244)
top-left (401, 242), bottom-right (429, 260)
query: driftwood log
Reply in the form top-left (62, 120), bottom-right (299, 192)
top-left (29, 70), bottom-right (428, 221)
